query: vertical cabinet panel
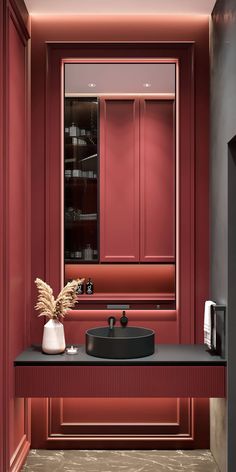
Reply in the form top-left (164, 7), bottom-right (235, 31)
top-left (100, 97), bottom-right (175, 263)
top-left (140, 99), bottom-right (175, 262)
top-left (100, 98), bottom-right (140, 262)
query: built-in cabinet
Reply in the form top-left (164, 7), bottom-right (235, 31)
top-left (65, 97), bottom-right (175, 265)
top-left (100, 97), bottom-right (175, 262)
top-left (64, 98), bottom-right (98, 263)
top-left (64, 96), bottom-right (175, 304)
top-left (64, 95), bottom-right (176, 303)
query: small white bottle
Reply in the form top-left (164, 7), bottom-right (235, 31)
top-left (84, 244), bottom-right (93, 260)
top-left (69, 123), bottom-right (77, 137)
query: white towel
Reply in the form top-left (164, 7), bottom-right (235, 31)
top-left (204, 300), bottom-right (216, 349)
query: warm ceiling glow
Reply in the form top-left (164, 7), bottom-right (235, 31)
top-left (143, 83), bottom-right (152, 88)
top-left (88, 83), bottom-right (96, 88)
top-left (25, 0), bottom-right (216, 16)
top-left (30, 12), bottom-right (211, 18)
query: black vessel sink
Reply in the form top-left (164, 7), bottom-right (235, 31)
top-left (86, 326), bottom-right (155, 359)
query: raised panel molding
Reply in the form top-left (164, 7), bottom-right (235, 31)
top-left (48, 397), bottom-right (191, 438)
top-left (10, 399), bottom-right (31, 472)
top-left (31, 397), bottom-right (209, 449)
top-left (59, 397), bottom-right (180, 426)
top-left (140, 98), bottom-right (175, 262)
top-left (100, 97), bottom-right (140, 262)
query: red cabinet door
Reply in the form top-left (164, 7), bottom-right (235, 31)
top-left (100, 98), bottom-right (140, 262)
top-left (140, 98), bottom-right (175, 262)
top-left (100, 97), bottom-right (175, 263)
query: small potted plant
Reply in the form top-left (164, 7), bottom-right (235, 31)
top-left (35, 278), bottom-right (83, 354)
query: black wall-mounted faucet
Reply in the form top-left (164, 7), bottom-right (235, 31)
top-left (108, 316), bottom-right (116, 330)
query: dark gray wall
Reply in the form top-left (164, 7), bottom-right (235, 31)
top-left (211, 1), bottom-right (236, 470)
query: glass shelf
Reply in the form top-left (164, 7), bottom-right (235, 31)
top-left (65, 177), bottom-right (97, 183)
top-left (65, 259), bottom-right (98, 264)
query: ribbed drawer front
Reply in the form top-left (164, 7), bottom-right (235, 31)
top-left (15, 365), bottom-right (225, 398)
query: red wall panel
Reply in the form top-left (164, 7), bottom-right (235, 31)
top-left (140, 99), bottom-right (175, 262)
top-left (100, 98), bottom-right (140, 261)
top-left (59, 397), bottom-right (178, 423)
top-left (30, 15), bottom-right (209, 450)
top-left (0, 2), bottom-right (5, 469)
top-left (8, 11), bottom-right (26, 460)
top-left (0, 1), bottom-right (31, 470)
top-left (47, 397), bottom-right (191, 440)
top-left (31, 397), bottom-right (209, 450)
top-left (8, 10), bottom-right (31, 469)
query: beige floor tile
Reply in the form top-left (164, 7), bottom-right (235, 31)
top-left (22, 449), bottom-right (219, 472)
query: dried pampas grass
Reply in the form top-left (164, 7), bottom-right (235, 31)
top-left (35, 277), bottom-right (84, 319)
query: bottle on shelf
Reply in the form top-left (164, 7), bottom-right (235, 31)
top-left (86, 278), bottom-right (94, 295)
top-left (77, 138), bottom-right (87, 146)
top-left (76, 279), bottom-right (84, 295)
top-left (72, 169), bottom-right (79, 177)
top-left (74, 249), bottom-right (82, 260)
top-left (65, 169), bottom-right (72, 179)
top-left (69, 123), bottom-right (79, 137)
top-left (84, 244), bottom-right (93, 260)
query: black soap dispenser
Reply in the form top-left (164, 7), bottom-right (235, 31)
top-left (76, 279), bottom-right (84, 295)
top-left (86, 278), bottom-right (94, 295)
top-left (120, 310), bottom-right (128, 327)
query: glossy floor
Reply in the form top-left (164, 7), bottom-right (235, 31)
top-left (22, 449), bottom-right (219, 471)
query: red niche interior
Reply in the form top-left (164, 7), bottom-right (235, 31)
top-left (65, 263), bottom-right (175, 297)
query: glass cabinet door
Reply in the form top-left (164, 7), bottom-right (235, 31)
top-left (64, 97), bottom-right (98, 263)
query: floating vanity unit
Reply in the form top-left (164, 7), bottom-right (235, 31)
top-left (14, 345), bottom-right (226, 398)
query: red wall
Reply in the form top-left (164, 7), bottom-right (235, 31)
top-left (0, 3), bottom-right (4, 469)
top-left (31, 13), bottom-right (209, 344)
top-left (30, 14), bottom-right (210, 450)
top-left (0, 7), bottom-right (210, 465)
top-left (0, 0), bottom-right (31, 470)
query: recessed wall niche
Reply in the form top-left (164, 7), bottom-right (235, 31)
top-left (64, 62), bottom-right (176, 309)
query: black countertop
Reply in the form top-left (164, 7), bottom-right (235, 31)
top-left (14, 345), bottom-right (226, 366)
